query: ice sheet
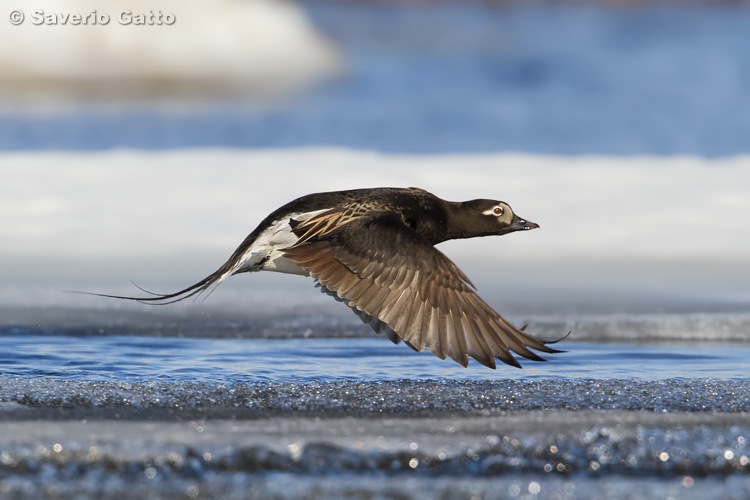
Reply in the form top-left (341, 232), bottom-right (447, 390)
top-left (3, 149), bottom-right (749, 297)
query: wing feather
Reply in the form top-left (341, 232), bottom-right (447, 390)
top-left (462, 315), bottom-right (496, 369)
top-left (283, 215), bottom-right (561, 369)
top-left (390, 289), bottom-right (414, 335)
top-left (427, 307), bottom-right (446, 360)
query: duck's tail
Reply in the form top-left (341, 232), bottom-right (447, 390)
top-left (71, 228), bottom-right (265, 305)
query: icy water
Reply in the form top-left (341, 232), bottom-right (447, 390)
top-left (1, 335), bottom-right (749, 383)
top-left (1, 331), bottom-right (749, 498)
top-left (2, 268), bottom-right (750, 496)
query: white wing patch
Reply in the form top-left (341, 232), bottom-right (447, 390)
top-left (232, 209), bottom-right (329, 277)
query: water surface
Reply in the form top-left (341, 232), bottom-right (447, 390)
top-left (1, 335), bottom-right (747, 383)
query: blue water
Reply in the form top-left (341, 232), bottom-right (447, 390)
top-left (1, 333), bottom-right (748, 499)
top-left (1, 335), bottom-right (747, 383)
top-left (2, 3), bottom-right (750, 154)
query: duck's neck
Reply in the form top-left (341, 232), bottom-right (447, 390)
top-left (440, 201), bottom-right (475, 242)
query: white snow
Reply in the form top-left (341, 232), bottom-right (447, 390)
top-left (2, 148), bottom-right (749, 305)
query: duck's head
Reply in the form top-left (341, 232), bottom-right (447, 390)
top-left (446, 199), bottom-right (539, 240)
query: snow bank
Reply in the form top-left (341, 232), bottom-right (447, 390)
top-left (2, 149), bottom-right (749, 305)
top-left (4, 149), bottom-right (748, 258)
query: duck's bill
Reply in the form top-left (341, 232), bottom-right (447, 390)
top-left (510, 215), bottom-right (540, 231)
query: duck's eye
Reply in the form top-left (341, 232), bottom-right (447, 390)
top-left (482, 205), bottom-right (506, 216)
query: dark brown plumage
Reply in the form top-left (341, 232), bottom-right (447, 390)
top-left (88, 187), bottom-right (564, 369)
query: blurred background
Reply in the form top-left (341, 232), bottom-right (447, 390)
top-left (2, 0), bottom-right (749, 153)
top-left (2, 0), bottom-right (749, 332)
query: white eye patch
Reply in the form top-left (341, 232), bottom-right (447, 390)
top-left (482, 205), bottom-right (504, 216)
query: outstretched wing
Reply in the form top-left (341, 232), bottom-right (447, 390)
top-left (284, 214), bottom-right (561, 369)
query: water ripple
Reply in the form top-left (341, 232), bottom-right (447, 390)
top-left (0, 335), bottom-right (748, 383)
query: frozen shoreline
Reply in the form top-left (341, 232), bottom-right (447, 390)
top-left (2, 378), bottom-right (749, 419)
top-left (4, 149), bottom-right (750, 313)
top-left (4, 304), bottom-right (750, 342)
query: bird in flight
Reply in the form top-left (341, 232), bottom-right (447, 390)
top-left (91, 187), bottom-right (564, 369)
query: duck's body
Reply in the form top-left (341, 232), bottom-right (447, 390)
top-left (97, 187), bottom-right (562, 369)
top-left (234, 188), bottom-right (452, 277)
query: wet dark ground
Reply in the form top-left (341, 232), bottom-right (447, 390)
top-left (1, 378), bottom-right (749, 499)
top-left (2, 378), bottom-right (750, 420)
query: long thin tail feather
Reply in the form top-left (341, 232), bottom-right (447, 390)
top-left (71, 226), bottom-right (266, 305)
top-left (70, 269), bottom-right (227, 305)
